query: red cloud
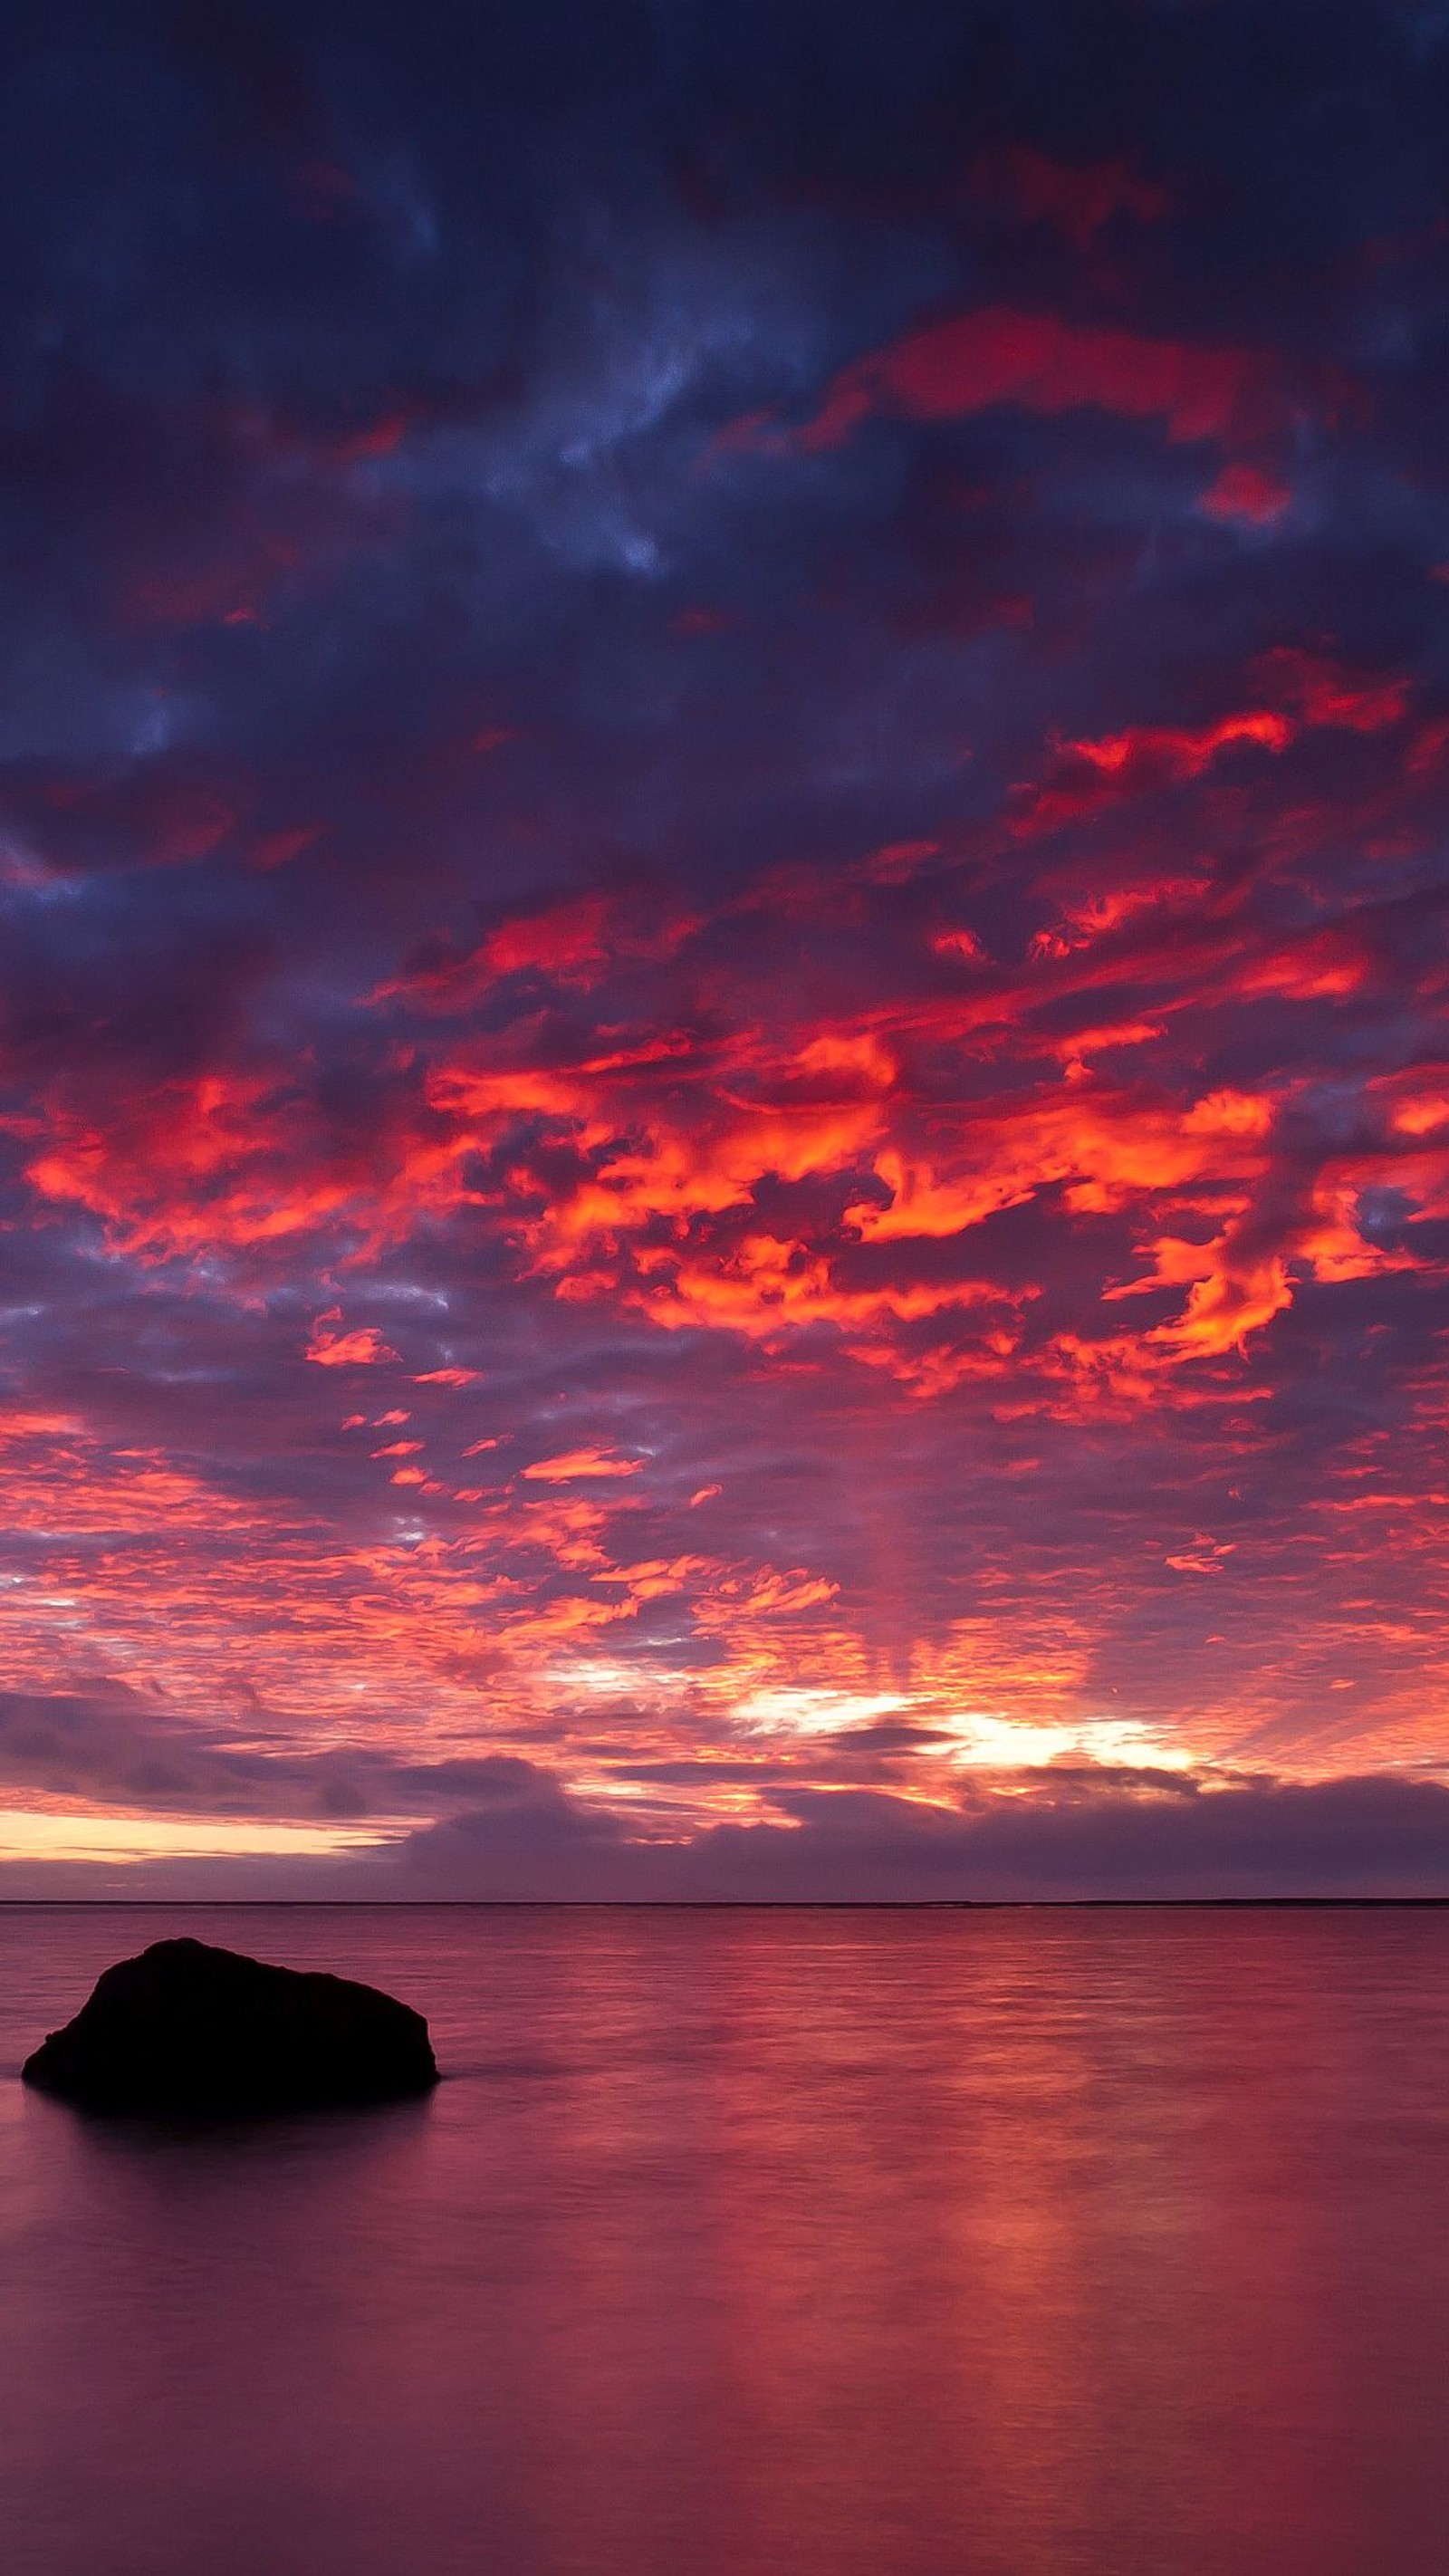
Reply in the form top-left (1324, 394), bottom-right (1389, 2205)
top-left (377, 889), bottom-right (698, 1014)
top-left (1198, 463), bottom-right (1292, 524)
top-left (753, 306), bottom-right (1285, 455)
top-left (14, 635), bottom-right (1444, 1462)
top-left (5, 755), bottom-right (249, 873)
top-left (973, 146), bottom-right (1169, 247)
top-left (1012, 709), bottom-right (1293, 835)
top-left (1254, 647), bottom-right (1412, 734)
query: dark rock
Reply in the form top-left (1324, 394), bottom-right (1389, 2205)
top-left (22, 1937), bottom-right (439, 2114)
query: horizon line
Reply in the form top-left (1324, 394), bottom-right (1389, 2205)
top-left (2, 1896), bottom-right (1449, 1911)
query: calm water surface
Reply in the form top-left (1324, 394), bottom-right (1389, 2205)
top-left (0, 1903), bottom-right (1446, 2575)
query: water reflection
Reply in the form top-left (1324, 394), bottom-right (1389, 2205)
top-left (0, 1906), bottom-right (1446, 2574)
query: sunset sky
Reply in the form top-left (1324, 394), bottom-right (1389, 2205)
top-left (5, 0), bottom-right (1449, 1896)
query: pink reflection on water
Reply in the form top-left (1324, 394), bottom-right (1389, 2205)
top-left (0, 1906), bottom-right (1447, 2574)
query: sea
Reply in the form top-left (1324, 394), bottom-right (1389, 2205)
top-left (1, 1902), bottom-right (1446, 2576)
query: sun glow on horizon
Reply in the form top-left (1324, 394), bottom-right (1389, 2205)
top-left (0, 1812), bottom-right (393, 1865)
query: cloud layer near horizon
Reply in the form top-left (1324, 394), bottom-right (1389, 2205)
top-left (3, 1), bottom-right (1449, 1891)
top-left (5, 1718), bottom-right (1449, 1905)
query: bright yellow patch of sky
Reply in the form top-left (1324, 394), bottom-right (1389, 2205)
top-left (0, 1812), bottom-right (389, 1863)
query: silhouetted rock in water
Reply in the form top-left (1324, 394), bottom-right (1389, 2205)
top-left (21, 1937), bottom-right (439, 2114)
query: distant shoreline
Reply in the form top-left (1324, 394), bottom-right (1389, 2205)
top-left (2, 1896), bottom-right (1449, 1911)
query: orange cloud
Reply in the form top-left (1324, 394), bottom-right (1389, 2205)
top-left (306, 1312), bottom-right (400, 1367)
top-left (521, 1449), bottom-right (646, 1482)
top-left (624, 1231), bottom-right (1012, 1350)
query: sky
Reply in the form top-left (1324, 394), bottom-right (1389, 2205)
top-left (5, 0), bottom-right (1449, 1898)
